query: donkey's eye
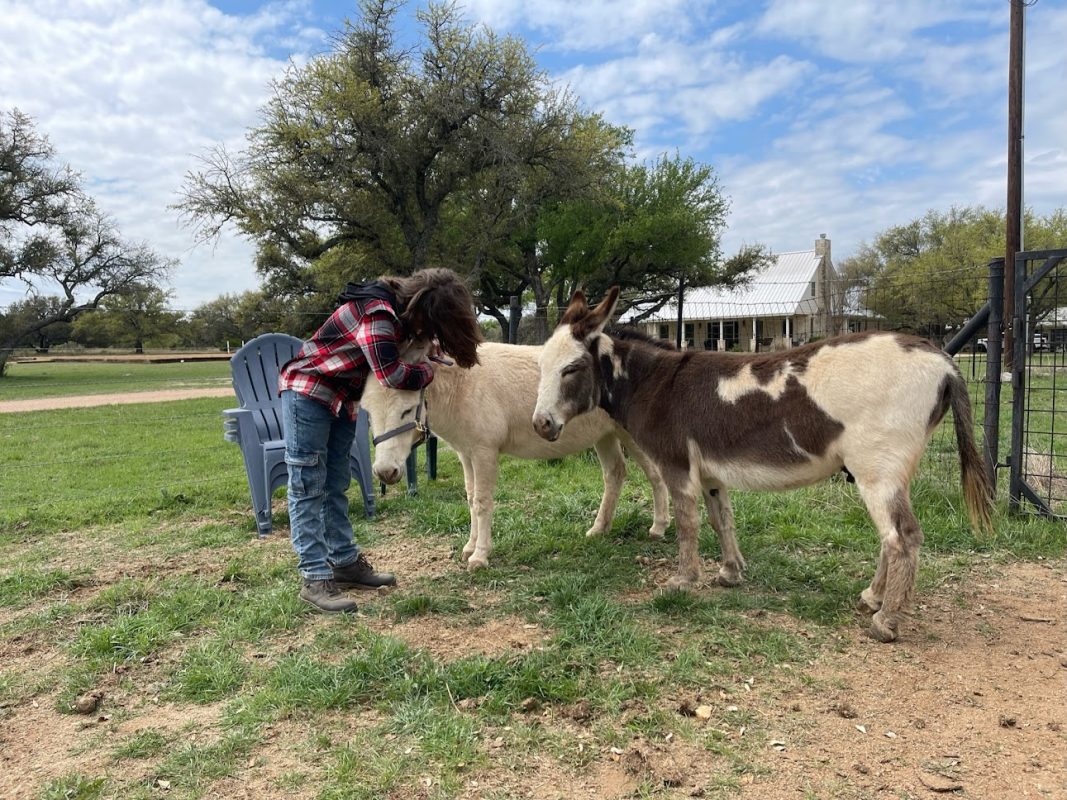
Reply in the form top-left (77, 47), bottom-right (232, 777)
top-left (561, 364), bottom-right (582, 377)
top-left (400, 408), bottom-right (415, 419)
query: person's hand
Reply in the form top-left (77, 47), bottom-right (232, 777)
top-left (426, 338), bottom-right (453, 365)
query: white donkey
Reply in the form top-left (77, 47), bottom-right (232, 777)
top-left (361, 341), bottom-right (670, 569)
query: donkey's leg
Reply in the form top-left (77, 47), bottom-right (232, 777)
top-left (704, 487), bottom-right (745, 587)
top-left (665, 484), bottom-right (703, 590)
top-left (585, 435), bottom-right (627, 537)
top-left (618, 430), bottom-right (670, 539)
top-left (855, 479), bottom-right (924, 642)
top-left (457, 451), bottom-right (479, 562)
top-left (466, 449), bottom-right (499, 571)
top-left (859, 547), bottom-right (888, 614)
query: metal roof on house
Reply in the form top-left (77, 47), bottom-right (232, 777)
top-left (621, 249), bottom-right (828, 322)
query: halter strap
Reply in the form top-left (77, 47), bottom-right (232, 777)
top-left (372, 386), bottom-right (430, 446)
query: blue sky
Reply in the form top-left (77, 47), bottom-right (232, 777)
top-left (1, 0), bottom-right (1065, 310)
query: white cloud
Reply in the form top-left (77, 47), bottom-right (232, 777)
top-left (757, 0), bottom-right (998, 64)
top-left (0, 0), bottom-right (322, 310)
top-left (557, 35), bottom-right (811, 147)
top-left (461, 0), bottom-right (703, 51)
top-left (715, 0), bottom-right (1067, 261)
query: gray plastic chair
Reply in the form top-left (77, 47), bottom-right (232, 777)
top-left (222, 332), bottom-right (377, 537)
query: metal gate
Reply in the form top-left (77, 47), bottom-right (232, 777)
top-left (1008, 248), bottom-right (1067, 519)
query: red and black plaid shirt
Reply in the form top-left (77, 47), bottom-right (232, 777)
top-left (279, 298), bottom-right (434, 420)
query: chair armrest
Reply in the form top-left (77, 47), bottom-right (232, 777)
top-left (222, 407), bottom-right (260, 445)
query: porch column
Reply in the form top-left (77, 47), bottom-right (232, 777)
top-left (785, 316), bottom-right (792, 345)
top-left (750, 316), bottom-right (758, 352)
top-left (718, 319), bottom-right (725, 351)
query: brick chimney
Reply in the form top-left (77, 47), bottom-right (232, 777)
top-left (814, 233), bottom-right (830, 263)
top-left (815, 234), bottom-right (833, 337)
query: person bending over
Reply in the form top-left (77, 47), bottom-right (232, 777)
top-left (279, 267), bottom-right (482, 613)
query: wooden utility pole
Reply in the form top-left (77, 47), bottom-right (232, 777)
top-left (1004, 0), bottom-right (1025, 370)
top-left (675, 276), bottom-right (685, 349)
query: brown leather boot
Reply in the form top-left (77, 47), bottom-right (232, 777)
top-left (299, 579), bottom-right (358, 613)
top-left (332, 553), bottom-right (397, 590)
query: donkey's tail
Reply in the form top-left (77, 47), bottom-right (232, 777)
top-left (946, 372), bottom-right (995, 537)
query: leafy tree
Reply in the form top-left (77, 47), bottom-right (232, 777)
top-left (0, 296), bottom-right (72, 351)
top-left (71, 284), bottom-right (182, 352)
top-left (177, 1), bottom-right (763, 338)
top-left (1, 109), bottom-right (79, 279)
top-left (181, 290), bottom-right (329, 349)
top-left (181, 293), bottom-right (244, 350)
top-left (535, 155), bottom-right (766, 327)
top-left (838, 206), bottom-right (1067, 346)
top-left (437, 152), bottom-right (764, 340)
top-left (178, 0), bottom-right (613, 290)
top-left (0, 110), bottom-right (171, 373)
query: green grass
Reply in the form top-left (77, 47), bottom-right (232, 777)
top-left (0, 359), bottom-right (231, 400)
top-left (112, 730), bottom-right (171, 760)
top-left (0, 397), bottom-right (249, 535)
top-left (0, 359), bottom-right (1064, 798)
top-left (40, 773), bottom-right (107, 800)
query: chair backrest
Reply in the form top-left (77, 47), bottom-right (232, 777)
top-left (230, 333), bottom-right (304, 442)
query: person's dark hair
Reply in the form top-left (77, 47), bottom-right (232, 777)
top-left (382, 267), bottom-right (483, 368)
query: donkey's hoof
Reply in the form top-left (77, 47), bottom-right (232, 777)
top-left (716, 569), bottom-right (743, 588)
top-left (648, 526), bottom-right (666, 540)
top-left (664, 575), bottom-right (698, 592)
top-left (460, 546), bottom-right (475, 562)
top-left (466, 556), bottom-right (489, 571)
top-left (584, 527), bottom-right (606, 538)
top-left (867, 613), bottom-right (898, 643)
top-left (858, 588), bottom-right (882, 614)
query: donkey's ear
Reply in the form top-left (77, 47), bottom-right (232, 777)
top-left (559, 289), bottom-right (590, 326)
top-left (579, 286), bottom-right (620, 338)
top-left (401, 336), bottom-right (432, 362)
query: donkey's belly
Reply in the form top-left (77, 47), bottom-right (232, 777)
top-left (703, 453), bottom-right (842, 492)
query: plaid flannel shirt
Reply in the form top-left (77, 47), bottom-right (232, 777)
top-left (279, 298), bottom-right (434, 421)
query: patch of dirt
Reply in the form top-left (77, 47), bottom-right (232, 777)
top-left (363, 534), bottom-right (460, 582)
top-left (730, 559), bottom-right (1067, 799)
top-left (0, 691), bottom-right (223, 799)
top-left (525, 759), bottom-right (640, 799)
top-left (367, 615), bottom-right (548, 662)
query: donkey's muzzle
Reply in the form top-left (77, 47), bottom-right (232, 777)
top-left (532, 411), bottom-right (562, 442)
top-left (374, 464), bottom-right (402, 485)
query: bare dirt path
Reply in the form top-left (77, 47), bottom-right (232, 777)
top-left (0, 387), bottom-right (235, 413)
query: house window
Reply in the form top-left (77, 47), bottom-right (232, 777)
top-left (658, 324), bottom-right (669, 340)
top-left (684, 323), bottom-right (694, 347)
top-left (810, 280), bottom-right (816, 297)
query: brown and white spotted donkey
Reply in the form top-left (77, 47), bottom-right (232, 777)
top-left (532, 287), bottom-right (994, 642)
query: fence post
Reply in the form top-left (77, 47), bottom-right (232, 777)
top-left (508, 295), bottom-right (520, 344)
top-left (984, 259), bottom-right (1004, 493)
top-left (1008, 252), bottom-right (1028, 509)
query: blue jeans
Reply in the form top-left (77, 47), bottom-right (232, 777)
top-left (281, 390), bottom-right (361, 581)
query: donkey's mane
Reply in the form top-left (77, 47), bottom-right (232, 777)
top-left (605, 324), bottom-right (677, 351)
